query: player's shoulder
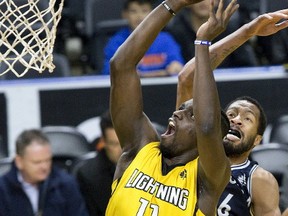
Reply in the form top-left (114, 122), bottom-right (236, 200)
top-left (251, 167), bottom-right (281, 214)
top-left (252, 166), bottom-right (278, 187)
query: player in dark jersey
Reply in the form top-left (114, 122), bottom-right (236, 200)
top-left (176, 6), bottom-right (288, 216)
top-left (217, 158), bottom-right (258, 215)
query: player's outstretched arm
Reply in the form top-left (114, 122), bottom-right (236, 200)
top-left (193, 0), bottom-right (237, 214)
top-left (110, 0), bottom-right (205, 180)
top-left (176, 8), bottom-right (288, 108)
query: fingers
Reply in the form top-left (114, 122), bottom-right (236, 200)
top-left (209, 0), bottom-right (215, 19)
top-left (275, 20), bottom-right (288, 30)
top-left (225, 0), bottom-right (239, 12)
top-left (224, 0), bottom-right (239, 19)
top-left (276, 9), bottom-right (288, 15)
top-left (214, 0), bottom-right (238, 21)
top-left (230, 0), bottom-right (239, 15)
top-left (268, 11), bottom-right (288, 19)
top-left (215, 0), bottom-right (224, 18)
top-left (211, 0), bottom-right (238, 27)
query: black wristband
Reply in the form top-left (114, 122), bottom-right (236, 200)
top-left (161, 1), bottom-right (176, 16)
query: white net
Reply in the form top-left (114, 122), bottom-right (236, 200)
top-left (0, 0), bottom-right (64, 77)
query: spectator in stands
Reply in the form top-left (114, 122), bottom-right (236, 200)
top-left (76, 110), bottom-right (122, 216)
top-left (166, 0), bottom-right (258, 67)
top-left (0, 129), bottom-right (88, 216)
top-left (101, 0), bottom-right (184, 77)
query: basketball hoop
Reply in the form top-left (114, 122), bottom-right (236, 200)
top-left (0, 0), bottom-right (64, 77)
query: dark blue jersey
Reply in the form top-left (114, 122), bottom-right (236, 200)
top-left (217, 160), bottom-right (258, 216)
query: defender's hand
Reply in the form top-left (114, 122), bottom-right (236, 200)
top-left (246, 9), bottom-right (288, 37)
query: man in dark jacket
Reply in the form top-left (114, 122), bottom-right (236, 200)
top-left (76, 110), bottom-right (122, 216)
top-left (0, 129), bottom-right (88, 216)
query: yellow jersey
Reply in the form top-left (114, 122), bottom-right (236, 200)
top-left (106, 142), bottom-right (205, 216)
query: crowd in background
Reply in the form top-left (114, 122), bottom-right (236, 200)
top-left (54, 0), bottom-right (288, 76)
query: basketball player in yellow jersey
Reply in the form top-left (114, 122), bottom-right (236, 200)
top-left (106, 0), bottom-right (239, 215)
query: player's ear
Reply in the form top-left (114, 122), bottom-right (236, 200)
top-left (15, 155), bottom-right (23, 170)
top-left (253, 135), bottom-right (262, 146)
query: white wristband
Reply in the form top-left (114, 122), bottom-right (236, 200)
top-left (194, 40), bottom-right (212, 46)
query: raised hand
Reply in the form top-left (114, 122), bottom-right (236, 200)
top-left (246, 9), bottom-right (288, 37)
top-left (196, 0), bottom-right (239, 41)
